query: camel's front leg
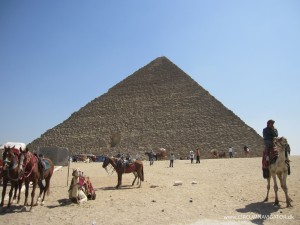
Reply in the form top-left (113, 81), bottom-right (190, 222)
top-left (279, 173), bottom-right (292, 207)
top-left (272, 174), bottom-right (279, 205)
top-left (264, 177), bottom-right (271, 202)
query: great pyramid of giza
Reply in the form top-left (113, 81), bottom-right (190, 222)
top-left (28, 56), bottom-right (264, 159)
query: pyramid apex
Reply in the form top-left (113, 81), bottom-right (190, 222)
top-left (152, 56), bottom-right (171, 63)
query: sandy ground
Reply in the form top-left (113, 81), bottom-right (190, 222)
top-left (0, 156), bottom-right (299, 225)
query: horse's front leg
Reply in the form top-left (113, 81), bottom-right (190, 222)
top-left (116, 173), bottom-right (122, 189)
top-left (23, 180), bottom-right (30, 207)
top-left (29, 181), bottom-right (37, 211)
top-left (7, 181), bottom-right (17, 208)
top-left (17, 179), bottom-right (23, 204)
top-left (1, 179), bottom-right (8, 207)
top-left (12, 181), bottom-right (18, 203)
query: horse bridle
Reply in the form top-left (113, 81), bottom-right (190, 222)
top-left (2, 150), bottom-right (20, 181)
top-left (103, 157), bottom-right (115, 175)
top-left (18, 151), bottom-right (36, 178)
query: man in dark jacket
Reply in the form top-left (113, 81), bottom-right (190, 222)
top-left (263, 119), bottom-right (278, 161)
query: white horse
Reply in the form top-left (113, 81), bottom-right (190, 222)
top-left (68, 169), bottom-right (87, 204)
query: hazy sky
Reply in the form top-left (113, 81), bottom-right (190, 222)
top-left (1, 0), bottom-right (299, 155)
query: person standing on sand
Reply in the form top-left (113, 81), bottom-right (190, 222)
top-left (189, 150), bottom-right (194, 163)
top-left (195, 148), bottom-right (200, 163)
top-left (228, 147), bottom-right (233, 158)
top-left (150, 150), bottom-right (155, 166)
top-left (169, 152), bottom-right (175, 167)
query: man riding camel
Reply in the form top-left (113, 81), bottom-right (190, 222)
top-left (263, 119), bottom-right (278, 163)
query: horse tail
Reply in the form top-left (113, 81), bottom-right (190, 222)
top-left (46, 161), bottom-right (54, 196)
top-left (46, 183), bottom-right (50, 195)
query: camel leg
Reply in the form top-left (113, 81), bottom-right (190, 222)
top-left (279, 173), bottom-right (292, 207)
top-left (264, 176), bottom-right (271, 202)
top-left (272, 174), bottom-right (279, 206)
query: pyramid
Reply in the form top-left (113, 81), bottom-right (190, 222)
top-left (28, 56), bottom-right (264, 159)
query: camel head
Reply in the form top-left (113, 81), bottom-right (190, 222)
top-left (273, 137), bottom-right (288, 152)
top-left (72, 168), bottom-right (82, 177)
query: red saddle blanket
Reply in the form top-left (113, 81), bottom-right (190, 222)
top-left (262, 146), bottom-right (278, 169)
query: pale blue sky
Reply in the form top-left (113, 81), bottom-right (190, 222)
top-left (1, 0), bottom-right (299, 155)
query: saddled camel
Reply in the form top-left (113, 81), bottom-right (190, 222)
top-left (210, 149), bottom-right (226, 158)
top-left (264, 137), bottom-right (292, 207)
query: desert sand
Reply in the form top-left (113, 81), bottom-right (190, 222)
top-left (0, 156), bottom-right (299, 225)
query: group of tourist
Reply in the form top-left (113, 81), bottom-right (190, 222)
top-left (151, 119), bottom-right (291, 171)
top-left (168, 148), bottom-right (201, 168)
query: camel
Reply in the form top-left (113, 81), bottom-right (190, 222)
top-left (264, 137), bottom-right (292, 207)
top-left (210, 149), bottom-right (226, 158)
top-left (68, 169), bottom-right (88, 204)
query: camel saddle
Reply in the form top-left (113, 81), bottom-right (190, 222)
top-left (262, 147), bottom-right (290, 179)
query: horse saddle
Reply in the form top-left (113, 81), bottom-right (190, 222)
top-left (41, 159), bottom-right (51, 171)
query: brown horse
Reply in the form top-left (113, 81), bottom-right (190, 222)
top-left (0, 146), bottom-right (23, 208)
top-left (18, 148), bottom-right (54, 211)
top-left (145, 149), bottom-right (167, 161)
top-left (102, 157), bottom-right (144, 188)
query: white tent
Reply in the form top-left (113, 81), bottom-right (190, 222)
top-left (0, 142), bottom-right (26, 150)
